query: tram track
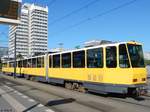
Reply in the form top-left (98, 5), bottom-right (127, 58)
top-left (1, 74), bottom-right (150, 112)
top-left (1, 77), bottom-right (110, 112)
top-left (143, 94), bottom-right (150, 98)
top-left (108, 96), bottom-right (150, 109)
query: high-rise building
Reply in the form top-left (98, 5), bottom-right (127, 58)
top-left (9, 3), bottom-right (48, 58)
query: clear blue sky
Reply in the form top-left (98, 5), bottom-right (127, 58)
top-left (0, 0), bottom-right (150, 52)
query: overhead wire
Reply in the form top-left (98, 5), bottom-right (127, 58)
top-left (48, 0), bottom-right (100, 26)
top-left (50, 0), bottom-right (138, 36)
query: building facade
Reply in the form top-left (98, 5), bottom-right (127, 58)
top-left (144, 52), bottom-right (150, 60)
top-left (84, 40), bottom-right (113, 48)
top-left (9, 3), bottom-right (48, 58)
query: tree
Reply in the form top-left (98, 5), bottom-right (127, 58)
top-left (33, 52), bottom-right (45, 57)
top-left (17, 53), bottom-right (24, 60)
top-left (145, 60), bottom-right (150, 66)
top-left (75, 45), bottom-right (80, 49)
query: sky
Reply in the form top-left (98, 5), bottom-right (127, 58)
top-left (0, 0), bottom-right (150, 52)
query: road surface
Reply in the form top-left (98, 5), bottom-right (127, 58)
top-left (0, 73), bottom-right (150, 112)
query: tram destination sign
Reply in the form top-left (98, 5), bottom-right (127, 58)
top-left (0, 0), bottom-right (21, 24)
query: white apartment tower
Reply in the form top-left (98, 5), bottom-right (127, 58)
top-left (9, 3), bottom-right (48, 58)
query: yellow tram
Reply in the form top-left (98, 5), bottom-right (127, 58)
top-left (2, 41), bottom-right (148, 96)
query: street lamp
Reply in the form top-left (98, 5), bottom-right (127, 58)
top-left (14, 32), bottom-right (17, 78)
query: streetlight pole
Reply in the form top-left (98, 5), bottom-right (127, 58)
top-left (14, 32), bottom-right (16, 78)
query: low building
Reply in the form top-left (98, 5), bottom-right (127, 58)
top-left (1, 55), bottom-right (14, 62)
top-left (144, 52), bottom-right (150, 60)
top-left (0, 47), bottom-right (8, 58)
top-left (84, 40), bottom-right (113, 48)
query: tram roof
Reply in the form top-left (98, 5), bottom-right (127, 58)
top-left (4, 41), bottom-right (142, 63)
top-left (48, 41), bottom-right (142, 55)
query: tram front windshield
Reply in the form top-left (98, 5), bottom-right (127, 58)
top-left (127, 44), bottom-right (145, 68)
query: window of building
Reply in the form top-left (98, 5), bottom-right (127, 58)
top-left (106, 46), bottom-right (117, 68)
top-left (32, 58), bottom-right (37, 68)
top-left (73, 51), bottom-right (85, 68)
top-left (62, 53), bottom-right (71, 68)
top-left (53, 55), bottom-right (60, 68)
top-left (119, 44), bottom-right (130, 68)
top-left (87, 48), bottom-right (103, 68)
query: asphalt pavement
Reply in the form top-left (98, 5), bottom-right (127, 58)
top-left (0, 76), bottom-right (56, 112)
top-left (0, 96), bottom-right (15, 112)
top-left (1, 73), bottom-right (150, 112)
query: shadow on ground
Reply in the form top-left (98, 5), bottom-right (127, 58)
top-left (45, 98), bottom-right (76, 106)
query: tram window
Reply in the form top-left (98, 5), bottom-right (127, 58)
top-left (119, 44), bottom-right (130, 68)
top-left (27, 59), bottom-right (32, 68)
top-left (41, 57), bottom-right (44, 67)
top-left (9, 63), bottom-right (10, 67)
top-left (73, 51), bottom-right (85, 68)
top-left (49, 55), bottom-right (51, 68)
top-left (53, 55), bottom-right (60, 68)
top-left (62, 53), bottom-right (71, 68)
top-left (106, 46), bottom-right (117, 68)
top-left (127, 44), bottom-right (145, 68)
top-left (18, 61), bottom-right (22, 67)
top-left (16, 61), bottom-right (18, 67)
top-left (4, 63), bottom-right (7, 67)
top-left (87, 48), bottom-right (103, 68)
top-left (23, 60), bottom-right (27, 68)
top-left (2, 63), bottom-right (7, 67)
top-left (37, 57), bottom-right (42, 68)
top-left (9, 62), bottom-right (11, 67)
top-left (10, 62), bottom-right (14, 67)
top-left (5, 63), bottom-right (7, 67)
top-left (32, 58), bottom-right (37, 68)
top-left (2, 63), bottom-right (4, 67)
